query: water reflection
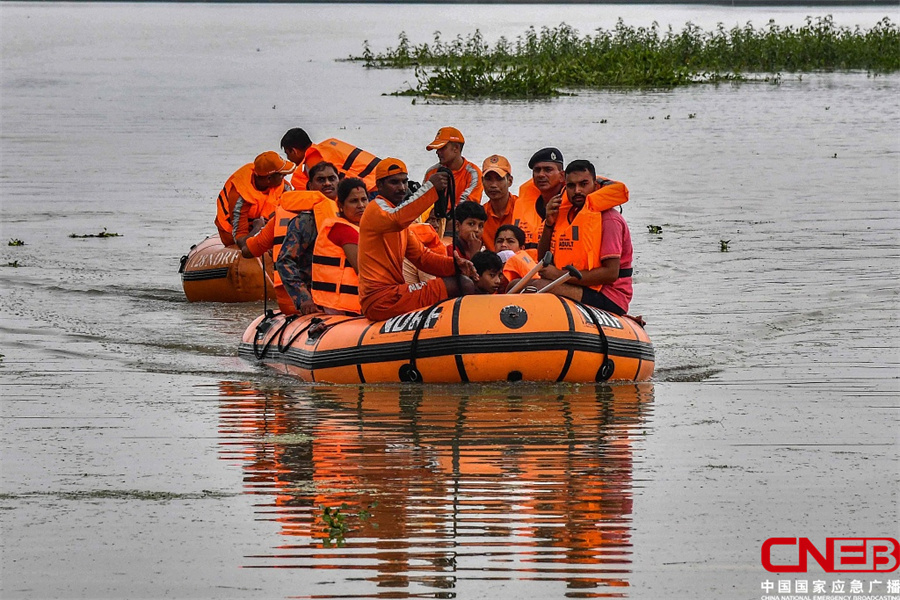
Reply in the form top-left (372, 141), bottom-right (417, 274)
top-left (219, 382), bottom-right (654, 599)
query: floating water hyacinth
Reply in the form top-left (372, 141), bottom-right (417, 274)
top-left (349, 16), bottom-right (899, 99)
top-left (69, 228), bottom-right (121, 239)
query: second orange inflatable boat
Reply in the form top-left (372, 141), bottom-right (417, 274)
top-left (180, 235), bottom-right (275, 303)
top-left (239, 294), bottom-right (654, 384)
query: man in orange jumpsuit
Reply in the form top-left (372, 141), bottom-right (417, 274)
top-left (215, 151), bottom-right (295, 247)
top-left (357, 158), bottom-right (477, 322)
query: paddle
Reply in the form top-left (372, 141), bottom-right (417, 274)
top-left (536, 264), bottom-right (582, 294)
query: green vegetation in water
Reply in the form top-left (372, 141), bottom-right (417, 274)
top-left (264, 432), bottom-right (313, 445)
top-left (2, 489), bottom-right (234, 501)
top-left (647, 225), bottom-right (663, 234)
top-left (320, 501), bottom-right (378, 547)
top-left (70, 228), bottom-right (121, 239)
top-left (8, 239), bottom-right (24, 246)
top-left (720, 240), bottom-right (732, 252)
top-left (5, 261), bottom-right (20, 268)
top-left (349, 16), bottom-right (899, 98)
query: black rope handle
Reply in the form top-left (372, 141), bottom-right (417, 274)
top-left (574, 300), bottom-right (614, 382)
top-left (253, 311), bottom-right (287, 360)
top-left (399, 300), bottom-right (445, 383)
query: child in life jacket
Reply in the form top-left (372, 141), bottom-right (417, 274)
top-left (472, 250), bottom-right (503, 295)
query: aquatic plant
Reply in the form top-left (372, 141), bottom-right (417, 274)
top-left (350, 16), bottom-right (899, 98)
top-left (69, 228), bottom-right (121, 239)
top-left (720, 240), bottom-right (731, 252)
top-left (5, 261), bottom-right (20, 268)
top-left (647, 225), bottom-right (663, 234)
top-left (320, 501), bottom-right (378, 547)
top-left (8, 239), bottom-right (24, 246)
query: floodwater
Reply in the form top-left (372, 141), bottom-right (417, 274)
top-left (1, 3), bottom-right (898, 599)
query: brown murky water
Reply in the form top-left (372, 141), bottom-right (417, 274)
top-left (1, 3), bottom-right (898, 599)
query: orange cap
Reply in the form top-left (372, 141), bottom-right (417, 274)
top-left (374, 157), bottom-right (408, 182)
top-left (426, 127), bottom-right (465, 150)
top-left (254, 151), bottom-right (295, 177)
top-left (482, 154), bottom-right (511, 178)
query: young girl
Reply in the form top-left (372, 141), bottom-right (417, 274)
top-left (494, 224), bottom-right (538, 292)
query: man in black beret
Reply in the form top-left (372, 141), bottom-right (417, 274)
top-left (511, 147), bottom-right (566, 255)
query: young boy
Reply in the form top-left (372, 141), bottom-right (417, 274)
top-left (445, 201), bottom-right (487, 260)
top-left (471, 250), bottom-right (503, 295)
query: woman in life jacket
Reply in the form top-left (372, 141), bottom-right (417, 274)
top-left (310, 177), bottom-right (369, 315)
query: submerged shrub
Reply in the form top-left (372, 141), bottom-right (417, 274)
top-left (349, 16), bottom-right (899, 98)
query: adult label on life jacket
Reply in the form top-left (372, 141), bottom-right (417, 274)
top-left (379, 306), bottom-right (444, 334)
top-left (574, 304), bottom-right (623, 330)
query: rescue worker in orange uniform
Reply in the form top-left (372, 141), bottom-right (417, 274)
top-left (310, 177), bottom-right (369, 315)
top-left (281, 127), bottom-right (382, 192)
top-left (423, 127), bottom-right (483, 204)
top-left (480, 154), bottom-right (517, 252)
top-left (238, 162), bottom-right (338, 315)
top-left (512, 147), bottom-right (566, 257)
top-left (535, 160), bottom-right (634, 316)
top-left (357, 158), bottom-right (478, 322)
top-left (215, 151), bottom-right (295, 247)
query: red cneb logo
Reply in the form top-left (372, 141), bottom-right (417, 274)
top-left (761, 538), bottom-right (899, 573)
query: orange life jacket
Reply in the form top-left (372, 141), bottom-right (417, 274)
top-left (303, 138), bottom-right (382, 192)
top-left (271, 191), bottom-right (337, 288)
top-left (311, 217), bottom-right (361, 314)
top-left (408, 222), bottom-right (444, 252)
top-left (215, 163), bottom-right (285, 243)
top-left (502, 250), bottom-right (537, 282)
top-left (551, 179), bottom-right (629, 292)
top-left (513, 178), bottom-right (550, 259)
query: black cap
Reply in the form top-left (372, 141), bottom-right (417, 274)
top-left (528, 147), bottom-right (564, 169)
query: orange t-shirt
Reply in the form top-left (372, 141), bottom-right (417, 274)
top-left (482, 193), bottom-right (517, 252)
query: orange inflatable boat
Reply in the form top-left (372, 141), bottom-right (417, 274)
top-left (180, 235), bottom-right (275, 303)
top-left (239, 294), bottom-right (654, 383)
